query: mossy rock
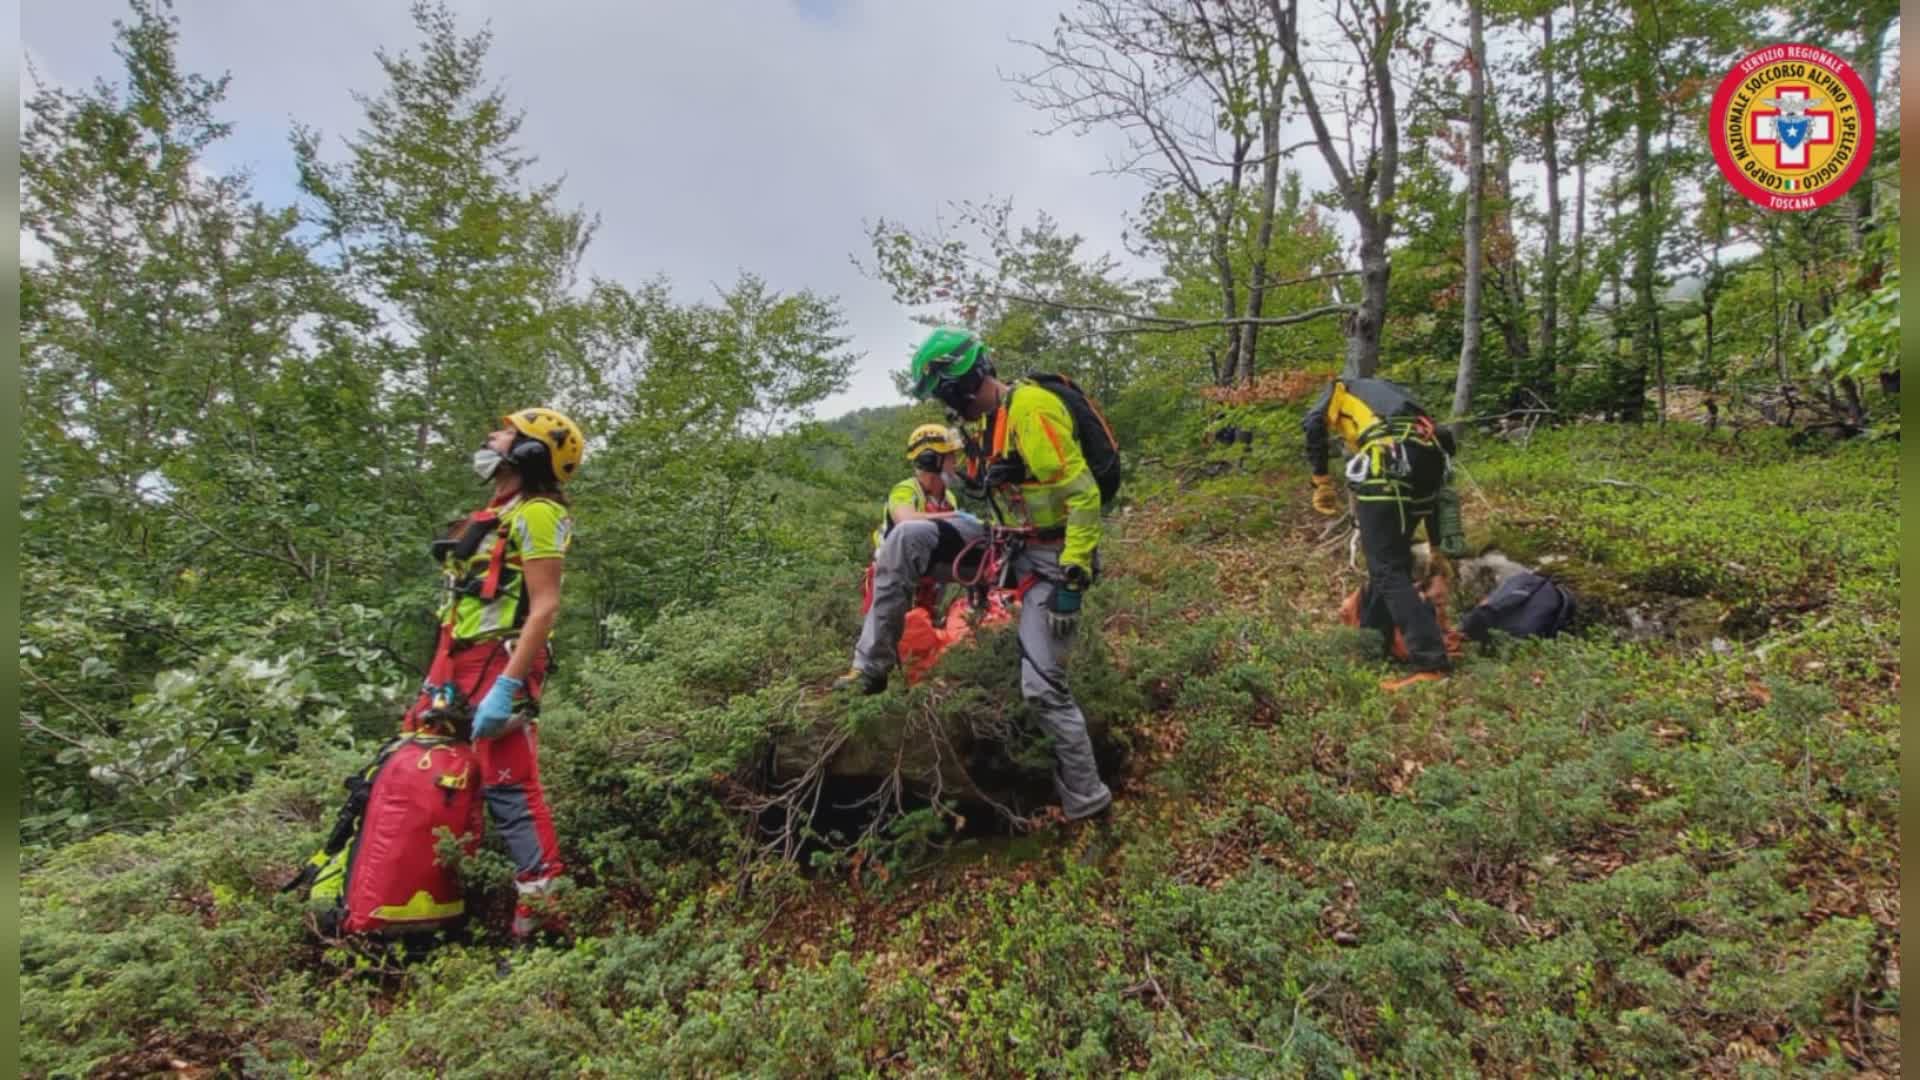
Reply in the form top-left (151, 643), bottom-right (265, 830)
top-left (766, 623), bottom-right (1126, 829)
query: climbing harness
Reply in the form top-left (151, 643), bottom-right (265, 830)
top-left (954, 524), bottom-right (1043, 620)
top-left (415, 502), bottom-right (550, 735)
top-left (1341, 413), bottom-right (1454, 541)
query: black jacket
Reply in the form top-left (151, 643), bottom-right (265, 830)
top-left (1458, 572), bottom-right (1577, 643)
top-left (1301, 377), bottom-right (1437, 476)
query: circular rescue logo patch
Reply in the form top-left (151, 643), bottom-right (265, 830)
top-left (1711, 44), bottom-right (1874, 212)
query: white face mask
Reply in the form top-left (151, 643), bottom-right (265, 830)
top-left (472, 447), bottom-right (504, 482)
top-left (941, 468), bottom-right (963, 492)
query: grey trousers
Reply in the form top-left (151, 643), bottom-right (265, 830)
top-left (853, 519), bottom-right (1113, 820)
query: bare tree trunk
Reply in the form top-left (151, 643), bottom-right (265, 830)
top-left (1274, 0), bottom-right (1400, 378)
top-left (1642, 6), bottom-right (1670, 428)
top-left (1601, 188), bottom-right (1626, 420)
top-left (1841, 15), bottom-right (1887, 427)
top-left (1769, 219), bottom-right (1786, 382)
top-left (1237, 98), bottom-right (1286, 385)
top-left (1840, 376), bottom-right (1866, 426)
top-left (1539, 7), bottom-right (1561, 400)
top-left (1489, 120), bottom-right (1532, 369)
top-left (1701, 272), bottom-right (1716, 384)
top-left (1214, 250), bottom-right (1243, 383)
top-left (1348, 231), bottom-right (1391, 378)
top-left (1653, 307), bottom-right (1666, 427)
top-left (1851, 16), bottom-right (1891, 248)
top-left (1213, 149), bottom-right (1247, 384)
top-left (1450, 0), bottom-right (1486, 425)
top-left (1629, 82), bottom-right (1656, 425)
top-left (1571, 161), bottom-right (1586, 326)
top-left (1357, 0), bottom-right (1401, 379)
top-left (1569, 0), bottom-right (1589, 378)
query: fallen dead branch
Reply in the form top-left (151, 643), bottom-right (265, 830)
top-left (1752, 614), bottom-right (1838, 661)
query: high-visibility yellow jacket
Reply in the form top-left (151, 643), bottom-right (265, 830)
top-left (872, 476), bottom-right (953, 553)
top-left (973, 381), bottom-right (1102, 573)
top-left (437, 495), bottom-right (572, 641)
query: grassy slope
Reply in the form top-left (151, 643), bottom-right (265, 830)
top-left (21, 424), bottom-right (1899, 1078)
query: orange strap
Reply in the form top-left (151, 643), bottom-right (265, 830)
top-left (1014, 573), bottom-right (1041, 603)
top-left (428, 507), bottom-right (512, 682)
top-left (424, 622), bottom-right (459, 687)
top-left (481, 518), bottom-right (509, 600)
top-left (1033, 414), bottom-right (1070, 483)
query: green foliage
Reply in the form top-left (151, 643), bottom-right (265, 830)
top-left (20, 755), bottom-right (357, 1076)
top-left (1466, 425), bottom-right (1898, 617)
top-left (20, 421), bottom-right (1900, 1076)
top-left (19, 2), bottom-right (863, 843)
top-left (566, 273), bottom-right (857, 630)
top-left (860, 199), bottom-right (1156, 409)
top-left (41, 645), bottom-right (353, 827)
top-left (1137, 172), bottom-right (1348, 379)
top-left (292, 0), bottom-right (598, 465)
top-left (1807, 270), bottom-right (1900, 384)
top-left (17, 2), bottom-right (1901, 1076)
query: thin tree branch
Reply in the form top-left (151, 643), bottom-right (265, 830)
top-left (1190, 139), bottom-right (1324, 169)
top-left (1253, 268), bottom-right (1364, 290)
top-left (1073, 305), bottom-right (1358, 337)
top-left (989, 289), bottom-right (1352, 328)
top-left (24, 668), bottom-right (115, 739)
top-left (171, 502), bottom-right (316, 580)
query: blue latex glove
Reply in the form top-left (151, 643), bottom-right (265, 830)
top-left (470, 674), bottom-right (525, 740)
top-left (947, 510), bottom-right (983, 528)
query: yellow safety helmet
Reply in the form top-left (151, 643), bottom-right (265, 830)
top-left (906, 423), bottom-right (964, 460)
top-left (503, 407), bottom-right (585, 484)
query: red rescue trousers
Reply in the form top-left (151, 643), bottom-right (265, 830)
top-left (402, 640), bottom-right (563, 911)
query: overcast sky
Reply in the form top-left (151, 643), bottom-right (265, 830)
top-left (23, 0), bottom-right (1172, 416)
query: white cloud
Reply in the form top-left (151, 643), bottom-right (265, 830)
top-left (24, 0), bottom-right (1159, 414)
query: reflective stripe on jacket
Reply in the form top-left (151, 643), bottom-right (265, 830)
top-left (978, 382), bottom-right (1102, 573)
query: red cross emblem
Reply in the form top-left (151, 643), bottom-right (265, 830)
top-left (1750, 85), bottom-right (1834, 171)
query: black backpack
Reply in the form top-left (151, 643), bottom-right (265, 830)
top-left (1026, 373), bottom-right (1123, 508)
top-left (1458, 572), bottom-right (1578, 644)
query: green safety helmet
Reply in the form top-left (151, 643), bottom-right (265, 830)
top-left (908, 327), bottom-right (993, 403)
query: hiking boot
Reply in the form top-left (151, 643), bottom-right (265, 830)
top-left (831, 668), bottom-right (887, 695)
top-left (1067, 803), bottom-right (1118, 867)
top-left (511, 904), bottom-right (572, 943)
top-left (1380, 670), bottom-right (1449, 693)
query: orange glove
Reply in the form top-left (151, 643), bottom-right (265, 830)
top-left (1310, 474), bottom-right (1341, 516)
